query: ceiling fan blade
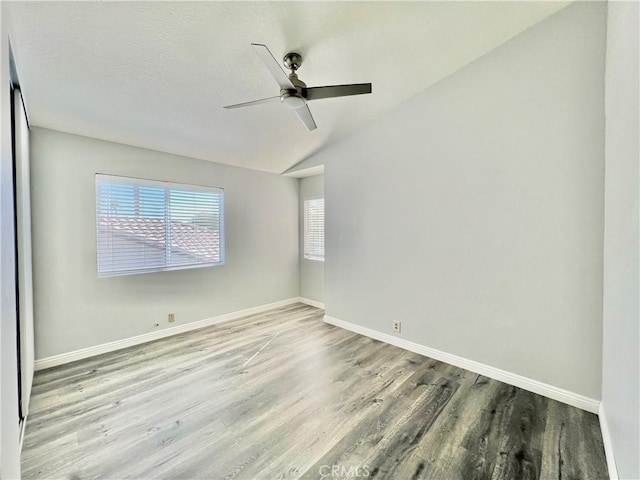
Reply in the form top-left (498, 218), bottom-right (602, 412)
top-left (294, 105), bottom-right (317, 131)
top-left (251, 43), bottom-right (295, 90)
top-left (303, 83), bottom-right (372, 101)
top-left (223, 96), bottom-right (280, 109)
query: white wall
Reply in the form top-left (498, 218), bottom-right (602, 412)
top-left (299, 174), bottom-right (324, 304)
top-left (30, 127), bottom-right (299, 359)
top-left (305, 2), bottom-right (606, 400)
top-left (0, 6), bottom-right (22, 478)
top-left (602, 2), bottom-right (640, 478)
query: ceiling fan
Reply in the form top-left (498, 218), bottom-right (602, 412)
top-left (224, 43), bottom-right (372, 131)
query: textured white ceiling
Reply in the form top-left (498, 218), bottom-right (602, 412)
top-left (6, 1), bottom-right (568, 174)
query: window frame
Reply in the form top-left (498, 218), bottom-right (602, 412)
top-left (95, 173), bottom-right (225, 277)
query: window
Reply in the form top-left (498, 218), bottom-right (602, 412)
top-left (304, 197), bottom-right (324, 261)
top-left (96, 174), bottom-right (224, 276)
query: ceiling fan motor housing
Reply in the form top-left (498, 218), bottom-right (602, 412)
top-left (280, 91), bottom-right (306, 109)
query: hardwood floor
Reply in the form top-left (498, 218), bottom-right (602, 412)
top-left (22, 303), bottom-right (608, 479)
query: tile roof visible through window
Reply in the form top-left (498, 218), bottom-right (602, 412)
top-left (98, 216), bottom-right (221, 263)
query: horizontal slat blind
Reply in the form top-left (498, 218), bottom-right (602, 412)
top-left (304, 197), bottom-right (324, 261)
top-left (96, 174), bottom-right (224, 276)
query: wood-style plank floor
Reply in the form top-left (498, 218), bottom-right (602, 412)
top-left (22, 303), bottom-right (608, 479)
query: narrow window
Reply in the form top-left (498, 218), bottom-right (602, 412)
top-left (96, 174), bottom-right (224, 276)
top-left (304, 197), bottom-right (324, 261)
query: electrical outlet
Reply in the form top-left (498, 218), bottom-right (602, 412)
top-left (168, 313), bottom-right (175, 323)
top-left (393, 321), bottom-right (401, 333)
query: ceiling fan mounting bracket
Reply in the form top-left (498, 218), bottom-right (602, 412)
top-left (283, 52), bottom-right (302, 71)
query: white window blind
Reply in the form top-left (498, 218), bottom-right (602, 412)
top-left (304, 197), bottom-right (324, 261)
top-left (96, 174), bottom-right (225, 276)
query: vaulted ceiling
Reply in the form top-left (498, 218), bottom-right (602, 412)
top-left (6, 1), bottom-right (569, 174)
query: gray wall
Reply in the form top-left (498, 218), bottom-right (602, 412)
top-left (299, 174), bottom-right (324, 304)
top-left (30, 128), bottom-right (299, 359)
top-left (307, 2), bottom-right (606, 399)
top-left (602, 2), bottom-right (640, 478)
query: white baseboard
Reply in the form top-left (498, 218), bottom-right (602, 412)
top-left (35, 298), bottom-right (303, 371)
top-left (298, 297), bottom-right (325, 309)
top-left (598, 403), bottom-right (620, 480)
top-left (324, 315), bottom-right (600, 414)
